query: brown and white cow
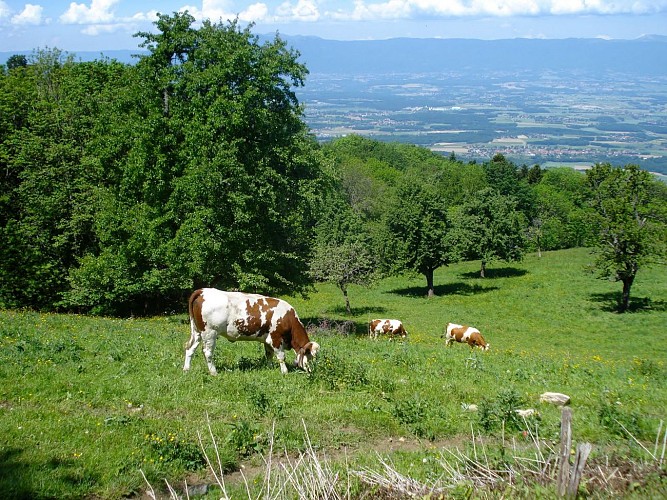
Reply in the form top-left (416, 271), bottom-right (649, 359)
top-left (443, 322), bottom-right (489, 350)
top-left (184, 288), bottom-right (320, 375)
top-left (369, 319), bottom-right (408, 340)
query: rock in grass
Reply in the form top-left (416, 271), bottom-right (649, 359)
top-left (540, 392), bottom-right (571, 406)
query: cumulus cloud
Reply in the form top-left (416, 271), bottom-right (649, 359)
top-left (60, 0), bottom-right (118, 24)
top-left (12, 4), bottom-right (45, 25)
top-left (81, 22), bottom-right (124, 35)
top-left (183, 0), bottom-right (275, 23)
top-left (275, 0), bottom-right (320, 22)
top-left (239, 2), bottom-right (269, 21)
top-left (326, 0), bottom-right (667, 21)
top-left (198, 0), bottom-right (234, 21)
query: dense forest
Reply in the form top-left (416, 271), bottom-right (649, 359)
top-left (1, 13), bottom-right (665, 315)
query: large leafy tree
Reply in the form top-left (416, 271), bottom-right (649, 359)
top-left (586, 163), bottom-right (667, 312)
top-left (449, 187), bottom-right (526, 277)
top-left (483, 153), bottom-right (535, 218)
top-left (64, 13), bottom-right (327, 314)
top-left (0, 49), bottom-right (130, 309)
top-left (383, 178), bottom-right (452, 297)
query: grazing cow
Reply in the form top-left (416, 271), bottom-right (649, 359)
top-left (369, 319), bottom-right (408, 340)
top-left (443, 322), bottom-right (489, 350)
top-left (184, 288), bottom-right (320, 375)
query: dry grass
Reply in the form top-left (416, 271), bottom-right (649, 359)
top-left (143, 416), bottom-right (666, 499)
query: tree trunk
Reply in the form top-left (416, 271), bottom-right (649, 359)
top-left (480, 260), bottom-right (486, 278)
top-left (619, 274), bottom-right (635, 313)
top-left (426, 268), bottom-right (435, 297)
top-left (343, 287), bottom-right (352, 315)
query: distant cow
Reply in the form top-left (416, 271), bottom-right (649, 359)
top-left (369, 319), bottom-right (408, 340)
top-left (444, 323), bottom-right (489, 350)
top-left (184, 288), bottom-right (320, 375)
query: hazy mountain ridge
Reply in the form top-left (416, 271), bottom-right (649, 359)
top-left (288, 36), bottom-right (667, 76)
top-left (2, 36), bottom-right (667, 76)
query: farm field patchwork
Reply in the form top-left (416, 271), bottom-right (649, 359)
top-left (0, 248), bottom-right (665, 498)
top-left (300, 71), bottom-right (667, 175)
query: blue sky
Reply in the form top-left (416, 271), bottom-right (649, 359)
top-left (1, 0), bottom-right (667, 52)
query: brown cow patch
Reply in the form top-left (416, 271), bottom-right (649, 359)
top-left (189, 289), bottom-right (206, 333)
top-left (451, 326), bottom-right (467, 342)
top-left (270, 308), bottom-right (294, 349)
top-left (234, 297), bottom-right (279, 336)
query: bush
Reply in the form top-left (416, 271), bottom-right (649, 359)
top-left (478, 388), bottom-right (528, 432)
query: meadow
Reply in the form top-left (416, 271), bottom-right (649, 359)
top-left (1, 247), bottom-right (666, 498)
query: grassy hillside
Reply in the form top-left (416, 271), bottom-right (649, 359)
top-left (1, 248), bottom-right (665, 498)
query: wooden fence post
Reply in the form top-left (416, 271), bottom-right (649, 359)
top-left (557, 407), bottom-right (572, 496)
top-left (567, 442), bottom-right (592, 497)
top-left (557, 407), bottom-right (592, 497)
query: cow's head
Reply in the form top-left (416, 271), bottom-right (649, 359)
top-left (295, 341), bottom-right (320, 372)
top-left (473, 334), bottom-right (489, 351)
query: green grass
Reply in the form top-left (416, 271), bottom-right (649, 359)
top-left (1, 248), bottom-right (666, 498)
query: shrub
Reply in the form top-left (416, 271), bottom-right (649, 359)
top-left (597, 391), bottom-right (645, 439)
top-left (143, 431), bottom-right (206, 470)
top-left (309, 350), bottom-right (370, 390)
top-left (478, 388), bottom-right (528, 432)
top-left (226, 420), bottom-right (267, 459)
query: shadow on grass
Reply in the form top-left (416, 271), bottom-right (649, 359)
top-left (459, 267), bottom-right (528, 280)
top-left (329, 305), bottom-right (388, 316)
top-left (590, 292), bottom-right (667, 313)
top-left (0, 447), bottom-right (94, 499)
top-left (389, 282), bottom-right (498, 298)
top-left (0, 448), bottom-right (35, 499)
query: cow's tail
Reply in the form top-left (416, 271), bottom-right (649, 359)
top-left (186, 289), bottom-right (204, 349)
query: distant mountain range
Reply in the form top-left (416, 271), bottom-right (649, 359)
top-left (288, 35), bottom-right (667, 76)
top-left (2, 35), bottom-right (667, 76)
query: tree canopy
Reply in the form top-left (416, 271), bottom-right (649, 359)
top-left (449, 187), bottom-right (526, 277)
top-left (0, 14), bottom-right (327, 314)
top-left (2, 26), bottom-right (664, 315)
top-left (586, 163), bottom-right (667, 312)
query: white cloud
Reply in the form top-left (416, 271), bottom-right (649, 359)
top-left (239, 2), bottom-right (269, 22)
top-left (184, 0), bottom-right (271, 24)
top-left (326, 0), bottom-right (667, 21)
top-left (198, 0), bottom-right (233, 21)
top-left (275, 0), bottom-right (320, 22)
top-left (60, 0), bottom-right (118, 25)
top-left (81, 22), bottom-right (124, 35)
top-left (0, 1), bottom-right (12, 21)
top-left (12, 4), bottom-right (45, 25)
top-left (334, 0), bottom-right (411, 21)
top-left (130, 10), bottom-right (158, 23)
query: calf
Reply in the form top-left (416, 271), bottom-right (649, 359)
top-left (369, 319), bottom-right (408, 340)
top-left (184, 288), bottom-right (320, 375)
top-left (444, 322), bottom-right (489, 350)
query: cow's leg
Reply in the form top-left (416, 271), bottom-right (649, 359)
top-left (183, 329), bottom-right (201, 371)
top-left (202, 331), bottom-right (218, 375)
top-left (263, 343), bottom-right (275, 365)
